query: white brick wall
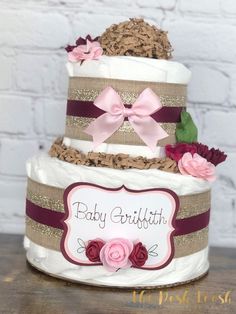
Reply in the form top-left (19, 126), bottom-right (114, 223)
top-left (0, 0), bottom-right (235, 247)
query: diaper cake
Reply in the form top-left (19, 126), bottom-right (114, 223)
top-left (24, 19), bottom-right (227, 288)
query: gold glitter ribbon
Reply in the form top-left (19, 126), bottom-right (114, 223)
top-left (25, 178), bottom-right (210, 257)
top-left (65, 77), bottom-right (187, 146)
top-left (25, 216), bottom-right (209, 258)
top-left (26, 178), bottom-right (211, 219)
top-left (68, 77), bottom-right (187, 107)
top-left (65, 116), bottom-right (177, 146)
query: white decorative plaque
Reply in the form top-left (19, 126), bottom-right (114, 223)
top-left (61, 183), bottom-right (179, 270)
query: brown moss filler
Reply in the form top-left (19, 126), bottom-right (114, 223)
top-left (49, 138), bottom-right (178, 172)
top-left (99, 18), bottom-right (173, 60)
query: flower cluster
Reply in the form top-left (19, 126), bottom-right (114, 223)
top-left (165, 142), bottom-right (227, 181)
top-left (85, 238), bottom-right (148, 272)
top-left (66, 35), bottom-right (103, 63)
top-left (65, 35), bottom-right (99, 52)
top-left (165, 142), bottom-right (227, 166)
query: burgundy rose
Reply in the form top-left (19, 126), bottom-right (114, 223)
top-left (193, 143), bottom-right (227, 166)
top-left (85, 239), bottom-right (105, 262)
top-left (129, 242), bottom-right (148, 267)
top-left (165, 143), bottom-right (197, 162)
top-left (65, 35), bottom-right (99, 52)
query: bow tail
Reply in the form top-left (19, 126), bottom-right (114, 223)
top-left (130, 116), bottom-right (169, 152)
top-left (84, 113), bottom-right (124, 148)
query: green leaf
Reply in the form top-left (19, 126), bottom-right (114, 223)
top-left (176, 111), bottom-right (198, 143)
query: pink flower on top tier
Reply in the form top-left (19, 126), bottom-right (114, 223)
top-left (68, 39), bottom-right (103, 62)
top-left (99, 238), bottom-right (133, 272)
top-left (178, 152), bottom-right (216, 182)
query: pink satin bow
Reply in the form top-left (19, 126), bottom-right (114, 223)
top-left (84, 86), bottom-right (168, 151)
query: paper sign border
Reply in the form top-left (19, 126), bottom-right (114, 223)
top-left (61, 182), bottom-right (179, 270)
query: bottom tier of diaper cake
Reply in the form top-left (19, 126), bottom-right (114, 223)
top-left (24, 153), bottom-right (210, 288)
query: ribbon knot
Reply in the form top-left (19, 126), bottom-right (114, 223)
top-left (84, 86), bottom-right (168, 151)
top-left (123, 107), bottom-right (135, 118)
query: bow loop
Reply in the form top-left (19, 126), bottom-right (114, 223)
top-left (84, 86), bottom-right (168, 151)
top-left (132, 88), bottom-right (162, 116)
top-left (94, 86), bottom-right (124, 114)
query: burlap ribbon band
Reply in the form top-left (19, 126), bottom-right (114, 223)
top-left (25, 178), bottom-right (210, 259)
top-left (65, 77), bottom-right (187, 146)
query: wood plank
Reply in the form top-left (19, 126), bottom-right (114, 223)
top-left (0, 234), bottom-right (235, 314)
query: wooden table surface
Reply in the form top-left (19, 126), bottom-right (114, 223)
top-left (0, 234), bottom-right (235, 314)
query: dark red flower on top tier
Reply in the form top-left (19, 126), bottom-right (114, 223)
top-left (129, 242), bottom-right (148, 267)
top-left (76, 35), bottom-right (99, 45)
top-left (85, 239), bottom-right (105, 262)
top-left (165, 143), bottom-right (197, 162)
top-left (65, 45), bottom-right (77, 53)
top-left (65, 35), bottom-right (99, 52)
top-left (166, 142), bottom-right (227, 166)
top-left (193, 143), bottom-right (227, 166)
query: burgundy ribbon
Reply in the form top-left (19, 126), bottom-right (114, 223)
top-left (26, 200), bottom-right (64, 229)
top-left (26, 199), bottom-right (210, 236)
top-left (174, 210), bottom-right (210, 236)
top-left (66, 100), bottom-right (183, 123)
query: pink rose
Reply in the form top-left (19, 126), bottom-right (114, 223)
top-left (68, 39), bottom-right (103, 62)
top-left (178, 152), bottom-right (216, 182)
top-left (129, 242), bottom-right (148, 267)
top-left (99, 238), bottom-right (133, 272)
top-left (85, 239), bottom-right (105, 262)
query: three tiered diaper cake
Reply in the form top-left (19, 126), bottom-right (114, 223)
top-left (24, 19), bottom-right (227, 288)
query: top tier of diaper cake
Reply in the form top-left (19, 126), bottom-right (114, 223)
top-left (48, 18), bottom-right (227, 177)
top-left (64, 18), bottom-right (191, 154)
